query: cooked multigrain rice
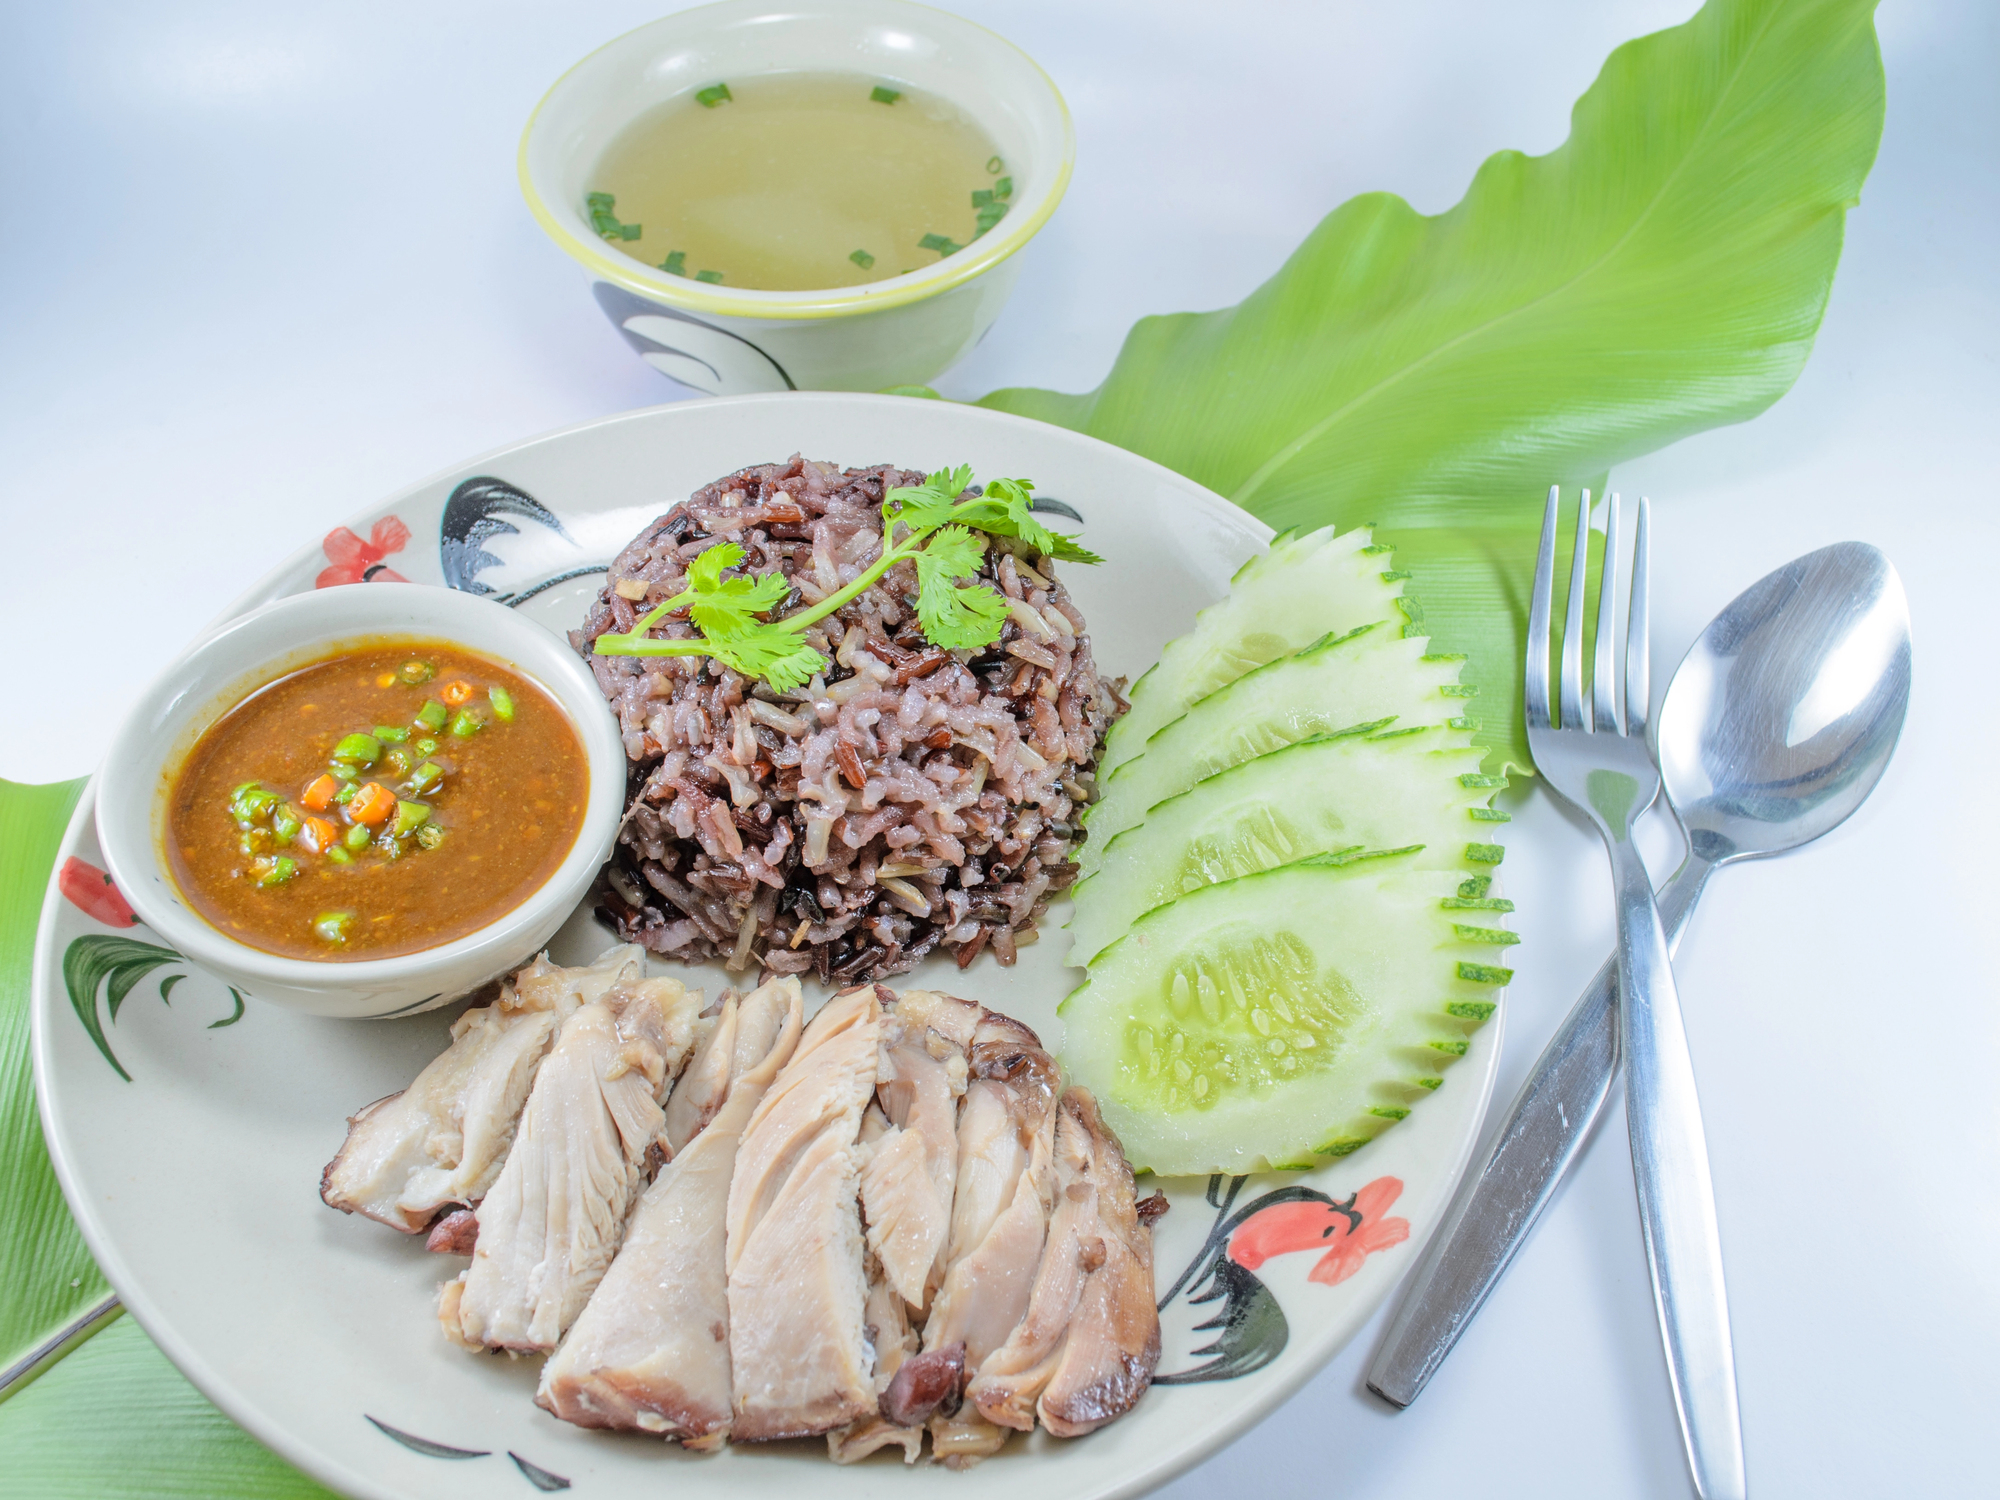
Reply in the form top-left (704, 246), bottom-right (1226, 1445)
top-left (575, 455), bottom-right (1124, 984)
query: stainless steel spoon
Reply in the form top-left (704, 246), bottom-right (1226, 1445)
top-left (1369, 540), bottom-right (1911, 1411)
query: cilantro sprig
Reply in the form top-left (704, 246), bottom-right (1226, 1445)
top-left (592, 468), bottom-right (1098, 692)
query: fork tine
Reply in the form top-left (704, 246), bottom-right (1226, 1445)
top-left (1559, 489), bottom-right (1591, 731)
top-left (1592, 494), bottom-right (1621, 734)
top-left (1525, 485), bottom-right (1558, 730)
top-left (1626, 497), bottom-right (1652, 739)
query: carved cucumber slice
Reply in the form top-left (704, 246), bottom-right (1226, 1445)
top-left (1098, 526), bottom-right (1405, 779)
top-left (1081, 624), bottom-right (1469, 868)
top-left (1060, 854), bottom-right (1509, 1175)
top-left (1067, 724), bottom-right (1499, 966)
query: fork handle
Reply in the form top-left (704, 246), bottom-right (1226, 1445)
top-left (1610, 836), bottom-right (1746, 1500)
top-left (1366, 854), bottom-right (1714, 1409)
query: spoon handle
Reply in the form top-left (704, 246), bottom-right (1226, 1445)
top-left (1610, 838), bottom-right (1744, 1500)
top-left (1367, 854), bottom-right (1713, 1408)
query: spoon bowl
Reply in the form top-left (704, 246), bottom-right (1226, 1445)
top-left (1659, 540), bottom-right (1911, 864)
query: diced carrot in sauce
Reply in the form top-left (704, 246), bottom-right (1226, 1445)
top-left (440, 680), bottom-right (476, 708)
top-left (299, 816), bottom-right (340, 853)
top-left (300, 774), bottom-right (338, 811)
top-left (348, 782), bottom-right (397, 827)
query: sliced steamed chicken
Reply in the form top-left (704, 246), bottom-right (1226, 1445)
top-left (538, 977), bottom-right (803, 1445)
top-left (826, 1107), bottom-right (929, 1466)
top-left (966, 1088), bottom-right (1162, 1437)
top-left (860, 989), bottom-right (979, 1306)
top-left (440, 964), bottom-right (700, 1353)
top-left (829, 988), bottom-right (982, 1465)
top-left (330, 964), bottom-right (1163, 1460)
top-left (921, 1011), bottom-right (1063, 1464)
top-left (321, 946), bottom-right (640, 1232)
top-left (725, 984), bottom-right (881, 1441)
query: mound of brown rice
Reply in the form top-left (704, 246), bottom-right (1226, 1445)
top-left (575, 455), bottom-right (1124, 984)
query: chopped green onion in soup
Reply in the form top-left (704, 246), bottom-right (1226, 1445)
top-left (586, 72), bottom-right (1003, 292)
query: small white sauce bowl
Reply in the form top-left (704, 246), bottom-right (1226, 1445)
top-left (95, 584), bottom-right (626, 1021)
top-left (519, 0), bottom-right (1074, 395)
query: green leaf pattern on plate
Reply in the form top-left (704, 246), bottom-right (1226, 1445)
top-left (62, 936), bottom-right (183, 1083)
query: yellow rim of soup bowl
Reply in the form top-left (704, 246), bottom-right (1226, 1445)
top-left (517, 4), bottom-right (1075, 323)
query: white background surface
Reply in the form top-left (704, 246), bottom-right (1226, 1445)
top-left (2, 1), bottom-right (1993, 1496)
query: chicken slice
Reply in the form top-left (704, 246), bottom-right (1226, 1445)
top-left (537, 978), bottom-right (802, 1444)
top-left (967, 1087), bottom-right (1161, 1437)
top-left (320, 946), bottom-right (640, 1232)
top-left (661, 994), bottom-right (738, 1157)
top-left (726, 984), bottom-right (881, 1441)
top-left (858, 987), bottom-right (976, 1311)
top-left (827, 1106), bottom-right (925, 1466)
top-left (441, 968), bottom-right (699, 1353)
top-left (922, 1011), bottom-right (1061, 1463)
top-left (1035, 1090), bottom-right (1162, 1435)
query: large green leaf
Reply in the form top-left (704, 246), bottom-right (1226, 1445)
top-left (0, 1316), bottom-right (336, 1499)
top-left (981, 0), bottom-right (1885, 771)
top-left (0, 777), bottom-right (109, 1392)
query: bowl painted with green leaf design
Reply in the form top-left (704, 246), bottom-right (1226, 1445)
top-left (519, 0), bottom-right (1073, 396)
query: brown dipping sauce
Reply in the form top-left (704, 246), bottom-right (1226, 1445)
top-left (166, 640), bottom-right (588, 961)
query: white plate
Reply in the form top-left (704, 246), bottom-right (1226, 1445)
top-left (31, 393), bottom-right (1502, 1500)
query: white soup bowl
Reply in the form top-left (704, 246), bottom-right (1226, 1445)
top-left (519, 0), bottom-right (1074, 395)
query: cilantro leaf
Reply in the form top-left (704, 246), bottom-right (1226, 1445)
top-left (684, 541), bottom-right (746, 591)
top-left (920, 581), bottom-right (1010, 651)
top-left (679, 541), bottom-right (792, 636)
top-left (917, 523), bottom-right (988, 584)
top-left (883, 465), bottom-right (973, 536)
top-left (881, 467), bottom-right (1099, 561)
top-left (914, 526), bottom-right (1009, 649)
top-left (705, 630), bottom-right (828, 694)
top-left (688, 571), bottom-right (788, 636)
top-left (972, 477), bottom-right (1103, 563)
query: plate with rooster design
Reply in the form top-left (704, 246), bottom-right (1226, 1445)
top-left (32, 393), bottom-right (1503, 1500)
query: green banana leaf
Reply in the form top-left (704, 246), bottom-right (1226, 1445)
top-left (0, 1317), bottom-right (335, 1499)
top-left (0, 778), bottom-right (334, 1496)
top-left (0, 778), bottom-right (105, 1389)
top-left (982, 0), bottom-right (1886, 772)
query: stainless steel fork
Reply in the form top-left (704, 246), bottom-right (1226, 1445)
top-left (1524, 488), bottom-right (1745, 1500)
